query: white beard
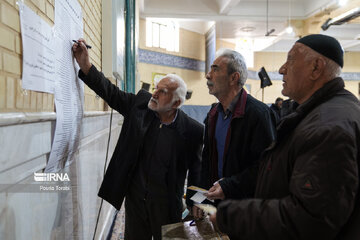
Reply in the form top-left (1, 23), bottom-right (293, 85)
top-left (148, 97), bottom-right (174, 112)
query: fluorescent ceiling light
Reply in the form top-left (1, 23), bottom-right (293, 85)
top-left (338, 0), bottom-right (348, 6)
top-left (286, 26), bottom-right (293, 34)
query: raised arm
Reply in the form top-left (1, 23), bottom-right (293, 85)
top-left (72, 38), bottom-right (136, 116)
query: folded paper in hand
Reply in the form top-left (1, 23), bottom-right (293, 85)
top-left (188, 185), bottom-right (214, 203)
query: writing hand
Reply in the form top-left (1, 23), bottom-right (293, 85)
top-left (72, 38), bottom-right (92, 75)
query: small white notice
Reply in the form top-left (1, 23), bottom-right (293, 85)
top-left (191, 192), bottom-right (208, 203)
top-left (188, 185), bottom-right (215, 203)
top-left (19, 2), bottom-right (55, 93)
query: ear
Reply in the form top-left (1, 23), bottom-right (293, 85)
top-left (230, 72), bottom-right (240, 86)
top-left (172, 99), bottom-right (181, 109)
top-left (310, 57), bottom-right (326, 80)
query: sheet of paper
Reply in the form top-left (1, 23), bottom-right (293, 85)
top-left (45, 0), bottom-right (84, 172)
top-left (190, 192), bottom-right (207, 203)
top-left (188, 185), bottom-right (215, 203)
top-left (19, 2), bottom-right (56, 93)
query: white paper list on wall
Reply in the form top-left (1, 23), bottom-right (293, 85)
top-left (18, 2), bottom-right (56, 94)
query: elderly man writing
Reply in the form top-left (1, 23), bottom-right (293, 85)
top-left (72, 39), bottom-right (204, 240)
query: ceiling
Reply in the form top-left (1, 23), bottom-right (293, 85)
top-left (140, 0), bottom-right (360, 52)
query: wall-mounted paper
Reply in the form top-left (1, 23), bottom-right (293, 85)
top-left (46, 0), bottom-right (84, 172)
top-left (19, 2), bottom-right (56, 93)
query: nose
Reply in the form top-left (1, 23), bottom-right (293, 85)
top-left (206, 71), bottom-right (210, 80)
top-left (279, 63), bottom-right (286, 75)
top-left (152, 89), bottom-right (159, 98)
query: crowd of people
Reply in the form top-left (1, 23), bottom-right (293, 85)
top-left (72, 34), bottom-right (360, 240)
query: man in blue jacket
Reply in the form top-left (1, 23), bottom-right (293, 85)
top-left (193, 49), bottom-right (276, 218)
top-left (72, 39), bottom-right (203, 240)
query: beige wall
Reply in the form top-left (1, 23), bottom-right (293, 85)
top-left (139, 18), bottom-right (219, 105)
top-left (252, 52), bottom-right (287, 72)
top-left (345, 81), bottom-right (360, 97)
top-left (250, 51), bottom-right (287, 103)
top-left (254, 51), bottom-right (360, 73)
top-left (139, 17), bottom-right (360, 105)
top-left (244, 79), bottom-right (284, 104)
top-left (249, 51), bottom-right (360, 103)
top-left (216, 39), bottom-right (235, 51)
top-left (344, 52), bottom-right (360, 72)
top-left (138, 62), bottom-right (217, 105)
top-left (0, 0), bottom-right (103, 113)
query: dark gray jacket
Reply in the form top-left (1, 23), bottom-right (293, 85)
top-left (216, 78), bottom-right (360, 239)
top-left (200, 89), bottom-right (276, 199)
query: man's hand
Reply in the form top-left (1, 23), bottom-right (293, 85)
top-left (205, 182), bottom-right (225, 200)
top-left (72, 38), bottom-right (92, 75)
top-left (192, 205), bottom-right (205, 220)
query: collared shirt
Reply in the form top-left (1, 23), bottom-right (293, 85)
top-left (160, 109), bottom-right (178, 127)
top-left (215, 91), bottom-right (241, 178)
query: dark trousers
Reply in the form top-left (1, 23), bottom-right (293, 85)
top-left (124, 196), bottom-right (169, 240)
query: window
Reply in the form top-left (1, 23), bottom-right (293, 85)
top-left (146, 18), bottom-right (179, 52)
top-left (236, 38), bottom-right (254, 68)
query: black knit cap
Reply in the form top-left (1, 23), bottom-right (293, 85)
top-left (296, 34), bottom-right (344, 68)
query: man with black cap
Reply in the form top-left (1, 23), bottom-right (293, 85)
top-left (209, 34), bottom-right (360, 239)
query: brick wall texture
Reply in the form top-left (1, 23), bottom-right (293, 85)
top-left (0, 0), bottom-right (103, 112)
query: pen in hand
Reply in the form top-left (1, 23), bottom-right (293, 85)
top-left (72, 40), bottom-right (92, 49)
